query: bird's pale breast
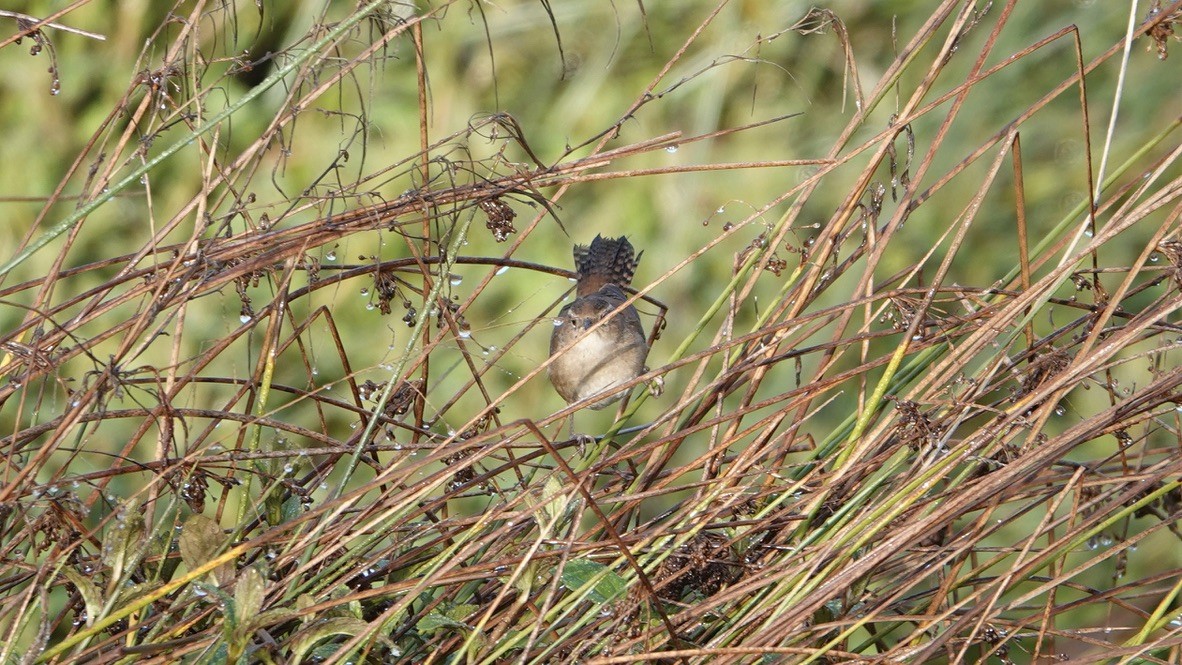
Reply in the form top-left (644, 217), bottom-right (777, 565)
top-left (549, 318), bottom-right (647, 409)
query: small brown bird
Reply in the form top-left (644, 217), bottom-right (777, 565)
top-left (548, 235), bottom-right (649, 410)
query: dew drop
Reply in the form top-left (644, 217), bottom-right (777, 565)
top-left (239, 314), bottom-right (252, 324)
top-left (495, 266), bottom-right (509, 276)
top-left (665, 145), bottom-right (679, 153)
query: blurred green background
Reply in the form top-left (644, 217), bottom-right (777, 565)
top-left (3, 0), bottom-right (1178, 478)
top-left (3, 1), bottom-right (1176, 435)
top-left (3, 1), bottom-right (1178, 444)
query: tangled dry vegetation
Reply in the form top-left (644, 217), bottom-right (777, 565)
top-left (2, 1), bottom-right (1182, 663)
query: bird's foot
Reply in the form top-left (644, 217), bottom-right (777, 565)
top-left (573, 432), bottom-right (598, 455)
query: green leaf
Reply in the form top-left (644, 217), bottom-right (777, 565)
top-left (208, 641), bottom-right (229, 665)
top-left (179, 514), bottom-right (233, 585)
top-left (280, 495), bottom-right (303, 523)
top-left (540, 475), bottom-right (571, 524)
top-left (418, 603), bottom-right (477, 635)
top-left (562, 559), bottom-right (626, 604)
top-left (59, 567), bottom-right (103, 627)
top-left (295, 593), bottom-right (317, 621)
top-left (227, 567), bottom-right (266, 662)
top-left (194, 581), bottom-right (238, 632)
top-left (100, 499), bottom-right (146, 584)
top-left (288, 617), bottom-right (369, 665)
top-left (234, 566), bottom-right (266, 622)
top-left (511, 560), bottom-right (537, 598)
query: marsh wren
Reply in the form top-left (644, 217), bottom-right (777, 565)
top-left (548, 235), bottom-right (648, 410)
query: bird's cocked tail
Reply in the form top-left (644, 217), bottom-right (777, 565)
top-left (572, 235), bottom-right (641, 297)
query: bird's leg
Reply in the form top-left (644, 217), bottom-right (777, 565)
top-left (563, 412), bottom-right (597, 455)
